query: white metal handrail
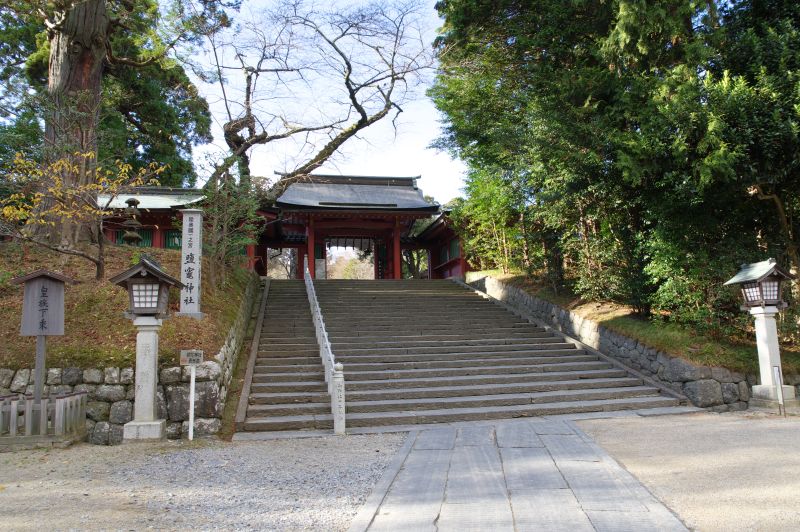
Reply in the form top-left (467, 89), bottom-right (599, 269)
top-left (303, 256), bottom-right (345, 434)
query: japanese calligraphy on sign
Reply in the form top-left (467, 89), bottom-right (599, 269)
top-left (180, 349), bottom-right (204, 366)
top-left (178, 208), bottom-right (204, 318)
top-left (13, 270), bottom-right (71, 336)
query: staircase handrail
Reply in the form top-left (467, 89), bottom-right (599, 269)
top-left (303, 256), bottom-right (345, 434)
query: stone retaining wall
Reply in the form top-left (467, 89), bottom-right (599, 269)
top-left (465, 274), bottom-right (753, 412)
top-left (0, 273), bottom-right (260, 445)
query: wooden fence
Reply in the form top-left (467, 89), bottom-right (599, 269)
top-left (0, 392), bottom-right (88, 442)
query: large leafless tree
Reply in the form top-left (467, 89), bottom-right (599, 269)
top-left (199, 0), bottom-right (432, 193)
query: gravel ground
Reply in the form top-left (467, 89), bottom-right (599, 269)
top-left (0, 433), bottom-right (405, 531)
top-left (577, 411), bottom-right (800, 531)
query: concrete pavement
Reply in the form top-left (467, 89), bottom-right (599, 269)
top-left (349, 417), bottom-right (688, 531)
top-left (578, 411), bottom-right (800, 531)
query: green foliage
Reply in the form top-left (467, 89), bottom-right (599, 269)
top-left (204, 176), bottom-right (264, 287)
top-left (433, 0), bottom-right (800, 341)
top-left (0, 1), bottom-right (213, 186)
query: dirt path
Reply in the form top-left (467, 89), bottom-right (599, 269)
top-left (0, 434), bottom-right (404, 531)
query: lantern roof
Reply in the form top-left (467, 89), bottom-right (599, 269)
top-left (10, 269), bottom-right (76, 286)
top-left (109, 255), bottom-right (184, 289)
top-left (723, 258), bottom-right (795, 286)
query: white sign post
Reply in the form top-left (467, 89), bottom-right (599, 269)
top-left (180, 349), bottom-right (203, 440)
top-left (177, 209), bottom-right (204, 319)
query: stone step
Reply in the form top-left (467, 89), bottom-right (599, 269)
top-left (259, 340), bottom-right (319, 347)
top-left (246, 386), bottom-right (660, 416)
top-left (319, 306), bottom-right (513, 314)
top-left (334, 342), bottom-right (576, 357)
top-left (255, 353), bottom-right (594, 373)
top-left (331, 332), bottom-right (558, 352)
top-left (329, 336), bottom-right (556, 349)
top-left (257, 349), bottom-right (319, 357)
top-left (256, 351), bottom-right (590, 370)
top-left (250, 365), bottom-right (620, 392)
top-left (247, 376), bottom-right (644, 404)
top-left (323, 323), bottom-right (534, 334)
top-left (241, 395), bottom-right (680, 431)
top-left (253, 357), bottom-right (601, 382)
top-left (320, 316), bottom-right (531, 325)
top-left (327, 331), bottom-right (547, 341)
top-left (257, 348), bottom-right (586, 365)
top-left (253, 355), bottom-right (610, 387)
top-left (248, 369), bottom-right (629, 394)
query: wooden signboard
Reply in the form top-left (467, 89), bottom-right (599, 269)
top-left (13, 270), bottom-right (72, 337)
top-left (11, 270), bottom-right (74, 405)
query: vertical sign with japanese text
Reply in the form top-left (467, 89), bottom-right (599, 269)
top-left (20, 277), bottom-right (65, 336)
top-left (178, 208), bottom-right (203, 318)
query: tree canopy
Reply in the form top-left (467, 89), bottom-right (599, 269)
top-left (0, 1), bottom-right (213, 187)
top-left (432, 0), bottom-right (800, 339)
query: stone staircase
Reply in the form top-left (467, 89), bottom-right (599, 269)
top-left (239, 279), bottom-right (679, 432)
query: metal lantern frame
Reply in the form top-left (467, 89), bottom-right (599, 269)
top-left (109, 255), bottom-right (184, 318)
top-left (723, 258), bottom-right (795, 309)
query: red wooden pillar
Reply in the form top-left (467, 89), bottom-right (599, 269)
top-left (297, 247), bottom-right (305, 279)
top-left (374, 241), bottom-right (379, 279)
top-left (246, 244), bottom-right (256, 270)
top-left (393, 218), bottom-right (402, 280)
top-left (307, 216), bottom-right (315, 279)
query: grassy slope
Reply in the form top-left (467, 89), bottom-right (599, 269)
top-left (481, 271), bottom-right (800, 375)
top-left (0, 242), bottom-right (251, 370)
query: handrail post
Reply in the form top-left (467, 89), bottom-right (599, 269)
top-left (304, 253), bottom-right (345, 434)
top-left (332, 363), bottom-right (346, 435)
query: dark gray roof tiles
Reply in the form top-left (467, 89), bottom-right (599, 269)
top-left (276, 175), bottom-right (439, 211)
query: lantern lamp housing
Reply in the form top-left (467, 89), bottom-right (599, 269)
top-left (109, 255), bottom-right (184, 318)
top-left (723, 258), bottom-right (795, 309)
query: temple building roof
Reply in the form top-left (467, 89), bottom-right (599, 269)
top-left (276, 174), bottom-right (439, 212)
top-left (100, 187), bottom-right (205, 210)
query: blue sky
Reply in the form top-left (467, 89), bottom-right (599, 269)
top-left (190, 1), bottom-right (467, 204)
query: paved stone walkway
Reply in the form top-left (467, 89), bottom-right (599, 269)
top-left (349, 418), bottom-right (688, 532)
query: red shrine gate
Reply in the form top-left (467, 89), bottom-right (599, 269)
top-left (253, 174), bottom-right (468, 280)
top-left (99, 175), bottom-right (469, 280)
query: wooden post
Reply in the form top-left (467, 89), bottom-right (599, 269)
top-left (246, 243), bottom-right (256, 271)
top-left (307, 217), bottom-right (315, 279)
top-left (297, 248), bottom-right (305, 279)
top-left (393, 219), bottom-right (402, 280)
top-left (34, 335), bottom-right (46, 403)
top-left (374, 241), bottom-right (379, 280)
top-left (39, 397), bottom-right (48, 435)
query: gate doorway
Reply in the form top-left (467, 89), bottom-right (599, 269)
top-left (325, 238), bottom-right (378, 280)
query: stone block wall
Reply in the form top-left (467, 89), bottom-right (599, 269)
top-left (0, 273), bottom-right (260, 445)
top-left (466, 274), bottom-right (754, 412)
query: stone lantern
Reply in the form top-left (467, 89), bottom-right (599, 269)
top-left (724, 258), bottom-right (796, 408)
top-left (110, 255), bottom-right (184, 441)
top-left (110, 255), bottom-right (181, 319)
